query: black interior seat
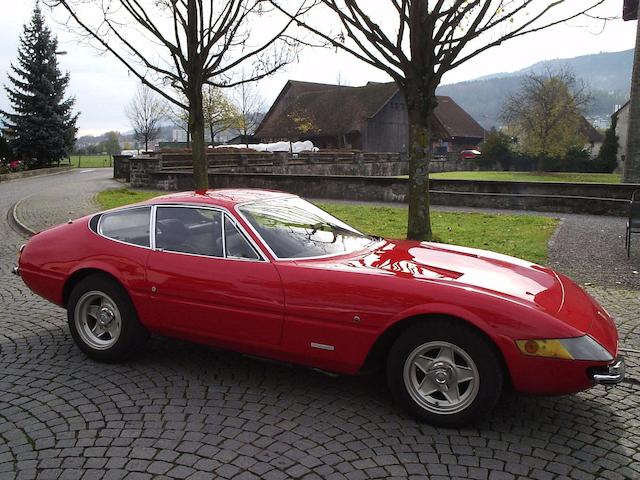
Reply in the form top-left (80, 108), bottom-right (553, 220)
top-left (157, 218), bottom-right (192, 253)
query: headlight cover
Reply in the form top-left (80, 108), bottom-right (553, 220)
top-left (516, 336), bottom-right (613, 362)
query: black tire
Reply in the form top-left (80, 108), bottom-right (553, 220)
top-left (67, 274), bottom-right (149, 363)
top-left (386, 319), bottom-right (503, 427)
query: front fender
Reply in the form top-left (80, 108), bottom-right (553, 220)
top-left (385, 301), bottom-right (498, 342)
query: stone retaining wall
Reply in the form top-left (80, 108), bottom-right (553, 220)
top-left (126, 151), bottom-right (480, 187)
top-left (113, 155), bottom-right (132, 181)
top-left (150, 171), bottom-right (636, 216)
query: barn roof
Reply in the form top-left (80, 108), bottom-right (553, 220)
top-left (256, 80), bottom-right (485, 140)
top-left (579, 117), bottom-right (605, 144)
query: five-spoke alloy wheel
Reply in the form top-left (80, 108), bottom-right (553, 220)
top-left (74, 291), bottom-right (122, 350)
top-left (387, 319), bottom-right (503, 427)
top-left (68, 274), bottom-right (148, 362)
top-left (403, 341), bottom-right (480, 415)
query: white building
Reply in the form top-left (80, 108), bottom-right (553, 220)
top-left (614, 101), bottom-right (630, 169)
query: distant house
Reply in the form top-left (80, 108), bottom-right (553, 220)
top-left (255, 80), bottom-right (485, 154)
top-left (580, 116), bottom-right (605, 158)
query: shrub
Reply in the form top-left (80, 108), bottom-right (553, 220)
top-left (480, 129), bottom-right (515, 170)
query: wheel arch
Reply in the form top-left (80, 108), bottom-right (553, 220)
top-left (362, 310), bottom-right (513, 388)
top-left (63, 267), bottom-right (128, 309)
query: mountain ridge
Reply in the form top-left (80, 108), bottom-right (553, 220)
top-left (437, 49), bottom-right (633, 129)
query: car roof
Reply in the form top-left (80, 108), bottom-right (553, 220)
top-left (147, 188), bottom-right (294, 209)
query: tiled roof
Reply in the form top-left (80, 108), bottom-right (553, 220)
top-left (256, 80), bottom-right (485, 140)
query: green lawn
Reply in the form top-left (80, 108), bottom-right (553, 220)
top-left (97, 188), bottom-right (162, 210)
top-left (69, 155), bottom-right (113, 168)
top-left (97, 188), bottom-right (558, 264)
top-left (430, 171), bottom-right (621, 183)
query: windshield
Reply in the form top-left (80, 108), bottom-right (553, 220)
top-left (239, 197), bottom-right (375, 259)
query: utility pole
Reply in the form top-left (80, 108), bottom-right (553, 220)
top-left (623, 0), bottom-right (640, 182)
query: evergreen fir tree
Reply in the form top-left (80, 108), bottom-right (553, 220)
top-left (596, 112), bottom-right (619, 173)
top-left (1, 2), bottom-right (78, 168)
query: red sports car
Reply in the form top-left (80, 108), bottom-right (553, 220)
top-left (15, 189), bottom-right (624, 426)
top-left (458, 149), bottom-right (482, 160)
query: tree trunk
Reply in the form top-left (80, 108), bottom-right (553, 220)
top-left (624, 18), bottom-right (640, 183)
top-left (406, 106), bottom-right (433, 241)
top-left (186, 0), bottom-right (207, 189)
top-left (189, 83), bottom-right (208, 189)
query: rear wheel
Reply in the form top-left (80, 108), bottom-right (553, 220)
top-left (387, 320), bottom-right (503, 427)
top-left (67, 274), bottom-right (148, 362)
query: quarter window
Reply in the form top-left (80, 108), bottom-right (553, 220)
top-left (99, 207), bottom-right (151, 247)
top-left (155, 207), bottom-right (223, 257)
top-left (224, 216), bottom-right (260, 260)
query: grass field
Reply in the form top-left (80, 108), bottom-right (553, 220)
top-left (69, 155), bottom-right (113, 168)
top-left (429, 171), bottom-right (621, 183)
top-left (97, 188), bottom-right (161, 210)
top-left (97, 188), bottom-right (558, 264)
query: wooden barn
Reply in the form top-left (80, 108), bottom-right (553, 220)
top-left (255, 80), bottom-right (486, 154)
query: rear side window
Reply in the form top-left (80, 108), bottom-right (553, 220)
top-left (99, 207), bottom-right (151, 247)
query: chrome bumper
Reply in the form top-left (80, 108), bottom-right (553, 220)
top-left (592, 357), bottom-right (625, 386)
top-left (12, 266), bottom-right (20, 276)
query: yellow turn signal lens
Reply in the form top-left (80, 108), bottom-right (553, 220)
top-left (516, 339), bottom-right (574, 360)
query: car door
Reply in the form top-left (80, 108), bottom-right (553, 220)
top-left (145, 205), bottom-right (285, 345)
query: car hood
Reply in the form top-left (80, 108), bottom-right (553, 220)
top-left (310, 239), bottom-right (570, 317)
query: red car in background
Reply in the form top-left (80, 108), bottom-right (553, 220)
top-left (458, 149), bottom-right (482, 160)
top-left (15, 189), bottom-right (624, 426)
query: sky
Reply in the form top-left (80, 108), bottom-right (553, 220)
top-left (0, 1), bottom-right (637, 137)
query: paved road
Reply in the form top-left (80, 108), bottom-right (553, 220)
top-left (1, 171), bottom-right (639, 480)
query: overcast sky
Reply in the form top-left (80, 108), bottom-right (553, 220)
top-left (0, 1), bottom-right (637, 137)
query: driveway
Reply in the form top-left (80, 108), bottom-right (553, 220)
top-left (1, 170), bottom-right (639, 480)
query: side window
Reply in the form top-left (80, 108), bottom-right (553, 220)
top-left (224, 216), bottom-right (260, 260)
top-left (99, 207), bottom-right (151, 247)
top-left (155, 207), bottom-right (223, 257)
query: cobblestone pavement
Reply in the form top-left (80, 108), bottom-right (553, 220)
top-left (1, 173), bottom-right (639, 480)
top-left (13, 168), bottom-right (120, 233)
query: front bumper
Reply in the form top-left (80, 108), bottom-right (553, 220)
top-left (591, 356), bottom-right (625, 386)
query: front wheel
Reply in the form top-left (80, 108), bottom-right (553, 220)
top-left (67, 274), bottom-right (148, 363)
top-left (387, 320), bottom-right (503, 427)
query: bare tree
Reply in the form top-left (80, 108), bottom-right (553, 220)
top-left (501, 68), bottom-right (592, 171)
top-left (48, 0), bottom-right (305, 188)
top-left (234, 79), bottom-right (265, 147)
top-left (272, 0), bottom-right (607, 240)
top-left (126, 85), bottom-right (167, 151)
